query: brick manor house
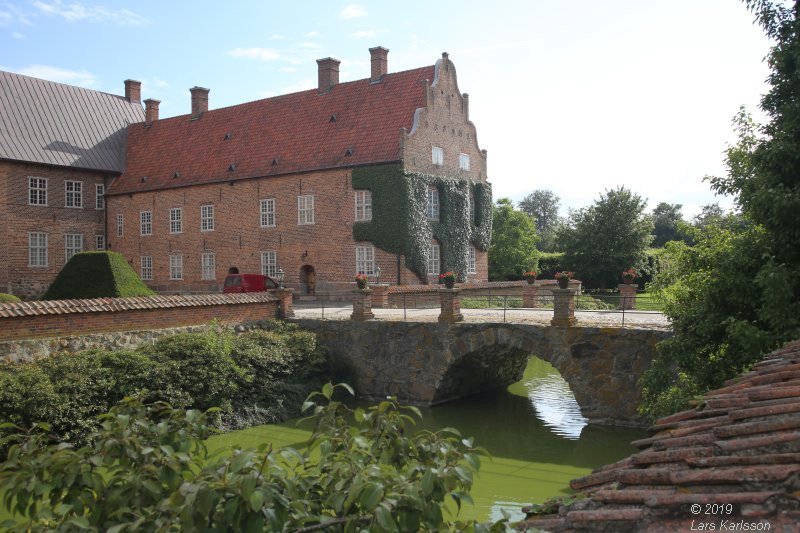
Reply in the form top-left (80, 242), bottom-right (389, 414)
top-left (1, 47), bottom-right (490, 299)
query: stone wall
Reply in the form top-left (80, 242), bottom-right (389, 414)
top-left (386, 279), bottom-right (582, 308)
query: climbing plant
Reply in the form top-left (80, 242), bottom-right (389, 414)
top-left (352, 164), bottom-right (492, 282)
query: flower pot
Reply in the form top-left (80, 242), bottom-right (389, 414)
top-left (557, 278), bottom-right (569, 289)
top-left (525, 278), bottom-right (536, 285)
top-left (356, 281), bottom-right (368, 290)
top-left (623, 278), bottom-right (635, 285)
top-left (444, 279), bottom-right (455, 289)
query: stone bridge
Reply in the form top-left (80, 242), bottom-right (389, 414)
top-left (292, 319), bottom-right (671, 426)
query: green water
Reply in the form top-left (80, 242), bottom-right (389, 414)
top-left (209, 357), bottom-right (646, 523)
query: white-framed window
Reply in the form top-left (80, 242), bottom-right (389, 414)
top-left (65, 233), bottom-right (83, 264)
top-left (468, 246), bottom-right (477, 274)
top-left (428, 242), bottom-right (440, 275)
top-left (260, 198), bottom-right (276, 227)
top-left (297, 195), bottom-right (315, 225)
top-left (95, 234), bottom-right (105, 250)
top-left (116, 213), bottom-right (124, 237)
top-left (469, 190), bottom-right (475, 224)
top-left (95, 184), bottom-right (105, 209)
top-left (426, 187), bottom-right (440, 221)
top-left (459, 153), bottom-right (470, 171)
top-left (140, 210), bottom-right (152, 236)
top-left (201, 252), bottom-right (215, 280)
top-left (65, 180), bottom-right (82, 208)
top-left (141, 256), bottom-right (153, 280)
top-left (201, 205), bottom-right (214, 231)
top-left (355, 244), bottom-right (375, 276)
top-left (432, 146), bottom-right (444, 166)
top-left (28, 177), bottom-right (47, 206)
top-left (28, 232), bottom-right (48, 267)
top-left (169, 254), bottom-right (183, 280)
top-left (170, 208), bottom-right (183, 234)
top-left (354, 190), bottom-right (372, 222)
top-left (261, 250), bottom-right (277, 277)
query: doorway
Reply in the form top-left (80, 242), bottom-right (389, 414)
top-left (300, 265), bottom-right (316, 295)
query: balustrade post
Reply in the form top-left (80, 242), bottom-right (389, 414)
top-left (551, 288), bottom-right (577, 327)
top-left (522, 283), bottom-right (540, 308)
top-left (370, 283), bottom-right (389, 309)
top-left (351, 288), bottom-right (375, 321)
top-left (438, 288), bottom-right (464, 323)
top-left (272, 288), bottom-right (295, 319)
top-left (618, 284), bottom-right (637, 311)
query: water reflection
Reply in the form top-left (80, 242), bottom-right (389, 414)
top-left (521, 358), bottom-right (588, 439)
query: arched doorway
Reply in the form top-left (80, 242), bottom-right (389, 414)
top-left (300, 265), bottom-right (315, 295)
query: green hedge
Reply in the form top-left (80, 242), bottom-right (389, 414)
top-left (0, 294), bottom-right (20, 303)
top-left (537, 252), bottom-right (566, 279)
top-left (42, 251), bottom-right (155, 300)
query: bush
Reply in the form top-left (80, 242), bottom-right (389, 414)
top-left (42, 251), bottom-right (155, 300)
top-left (538, 252), bottom-right (566, 279)
top-left (0, 294), bottom-right (20, 303)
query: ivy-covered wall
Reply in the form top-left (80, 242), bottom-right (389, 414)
top-left (352, 164), bottom-right (492, 283)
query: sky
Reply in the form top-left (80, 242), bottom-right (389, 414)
top-left (1, 0), bottom-right (776, 219)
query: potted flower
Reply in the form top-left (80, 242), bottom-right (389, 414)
top-left (523, 271), bottom-right (538, 285)
top-left (555, 271), bottom-right (574, 289)
top-left (439, 271), bottom-right (457, 289)
top-left (355, 273), bottom-right (369, 290)
top-left (622, 268), bottom-right (638, 285)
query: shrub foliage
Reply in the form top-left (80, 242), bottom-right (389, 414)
top-left (42, 251), bottom-right (155, 300)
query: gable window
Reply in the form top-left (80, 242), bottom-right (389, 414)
top-left (201, 252), bottom-right (216, 280)
top-left (354, 190), bottom-right (372, 222)
top-left (116, 213), bottom-right (124, 237)
top-left (141, 256), bottom-right (153, 280)
top-left (140, 210), bottom-right (152, 236)
top-left (432, 146), bottom-right (444, 166)
top-left (355, 244), bottom-right (375, 276)
top-left (170, 208), bottom-right (183, 234)
top-left (427, 242), bottom-right (440, 275)
top-left (169, 254), bottom-right (183, 280)
top-left (426, 187), bottom-right (440, 221)
top-left (95, 184), bottom-right (105, 209)
top-left (65, 180), bottom-right (82, 208)
top-left (468, 246), bottom-right (477, 274)
top-left (297, 195), bottom-right (315, 225)
top-left (28, 232), bottom-right (48, 267)
top-left (459, 153), bottom-right (470, 171)
top-left (201, 205), bottom-right (215, 231)
top-left (95, 235), bottom-right (105, 250)
top-left (260, 198), bottom-right (276, 227)
top-left (65, 233), bottom-right (83, 263)
top-left (261, 251), bottom-right (277, 277)
top-left (29, 177), bottom-right (47, 206)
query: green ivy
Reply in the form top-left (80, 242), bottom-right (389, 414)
top-left (352, 164), bottom-right (492, 282)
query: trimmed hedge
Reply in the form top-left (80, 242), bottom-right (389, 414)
top-left (0, 294), bottom-right (20, 303)
top-left (42, 251), bottom-right (155, 300)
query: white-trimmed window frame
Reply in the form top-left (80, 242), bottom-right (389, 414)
top-left (426, 187), bottom-right (440, 221)
top-left (116, 213), bottom-right (124, 237)
top-left (432, 146), bottom-right (444, 166)
top-left (28, 232), bottom-right (48, 267)
top-left (64, 233), bottom-right (83, 264)
top-left (95, 184), bottom-right (105, 210)
top-left (141, 256), bottom-right (153, 280)
top-left (260, 198), bottom-right (276, 227)
top-left (201, 205), bottom-right (215, 232)
top-left (469, 190), bottom-right (475, 224)
top-left (201, 251), bottom-right (216, 280)
top-left (140, 210), bottom-right (152, 236)
top-left (261, 250), bottom-right (277, 277)
top-left (65, 180), bottom-right (83, 208)
top-left (355, 244), bottom-right (375, 276)
top-left (169, 254), bottom-right (183, 280)
top-left (170, 208), bottom-right (183, 234)
top-left (427, 242), bottom-right (441, 275)
top-left (354, 190), bottom-right (372, 222)
top-left (459, 153), bottom-right (471, 171)
top-left (28, 177), bottom-right (48, 206)
top-left (95, 234), bottom-right (105, 250)
top-left (297, 195), bottom-right (315, 225)
top-left (467, 246), bottom-right (477, 274)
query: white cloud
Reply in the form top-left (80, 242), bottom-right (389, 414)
top-left (270, 34), bottom-right (285, 40)
top-left (281, 78), bottom-right (314, 94)
top-left (306, 30), bottom-right (319, 38)
top-left (298, 41), bottom-right (321, 49)
top-left (0, 3), bottom-right (33, 27)
top-left (9, 64), bottom-right (98, 87)
top-left (350, 30), bottom-right (375, 39)
top-left (229, 47), bottom-right (281, 61)
top-left (340, 4), bottom-right (366, 19)
top-left (33, 1), bottom-right (147, 25)
top-left (279, 66), bottom-right (296, 73)
top-left (12, 31), bottom-right (24, 39)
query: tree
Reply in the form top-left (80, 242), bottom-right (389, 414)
top-left (652, 202), bottom-right (686, 246)
top-left (488, 198), bottom-right (539, 280)
top-left (692, 203), bottom-right (725, 228)
top-left (559, 187), bottom-right (654, 289)
top-left (518, 189), bottom-right (561, 251)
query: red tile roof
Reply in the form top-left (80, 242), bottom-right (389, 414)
top-left (107, 66), bottom-right (434, 195)
top-left (519, 340), bottom-right (800, 531)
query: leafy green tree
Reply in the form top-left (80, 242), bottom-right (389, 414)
top-left (559, 187), bottom-right (654, 289)
top-left (652, 202), bottom-right (687, 246)
top-left (518, 189), bottom-right (562, 252)
top-left (488, 198), bottom-right (539, 280)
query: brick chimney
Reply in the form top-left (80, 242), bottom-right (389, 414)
top-left (144, 98), bottom-right (160, 124)
top-left (369, 46), bottom-right (388, 82)
top-left (316, 57), bottom-right (340, 94)
top-left (190, 86), bottom-right (210, 118)
top-left (124, 79), bottom-right (141, 104)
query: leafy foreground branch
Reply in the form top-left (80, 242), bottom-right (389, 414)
top-left (0, 384), bottom-right (507, 532)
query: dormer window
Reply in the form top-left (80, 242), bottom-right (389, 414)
top-left (432, 146), bottom-right (444, 166)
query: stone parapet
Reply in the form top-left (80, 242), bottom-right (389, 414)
top-left (370, 284), bottom-right (389, 309)
top-left (351, 289), bottom-right (375, 321)
top-left (522, 283), bottom-right (540, 308)
top-left (271, 288), bottom-right (295, 318)
top-left (618, 284), bottom-right (637, 310)
top-left (551, 288), bottom-right (577, 327)
top-left (438, 288), bottom-right (464, 323)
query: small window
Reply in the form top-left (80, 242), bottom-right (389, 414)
top-left (201, 205), bottom-right (215, 231)
top-left (28, 232), bottom-right (48, 267)
top-left (428, 242), bottom-right (440, 275)
top-left (170, 208), bottom-right (183, 234)
top-left (29, 177), bottom-right (47, 206)
top-left (426, 187), bottom-right (440, 221)
top-left (95, 184), bottom-right (105, 209)
top-left (469, 190), bottom-right (475, 224)
top-left (432, 146), bottom-right (444, 166)
top-left (459, 153), bottom-right (470, 171)
top-left (354, 190), bottom-right (372, 222)
top-left (201, 252), bottom-right (216, 280)
top-left (467, 246), bottom-right (476, 274)
top-left (116, 213), bottom-right (124, 237)
top-left (169, 254), bottom-right (183, 280)
top-left (141, 256), bottom-right (153, 280)
top-left (355, 244), bottom-right (375, 276)
top-left (261, 250), bottom-right (277, 277)
top-left (65, 180), bottom-right (82, 208)
top-left (260, 198), bottom-right (276, 227)
top-left (95, 235), bottom-right (105, 250)
top-left (65, 233), bottom-right (83, 264)
top-left (140, 210), bottom-right (152, 236)
top-left (297, 195), bottom-right (315, 225)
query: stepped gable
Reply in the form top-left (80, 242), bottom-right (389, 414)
top-left (107, 66), bottom-right (434, 196)
top-left (519, 340), bottom-right (800, 532)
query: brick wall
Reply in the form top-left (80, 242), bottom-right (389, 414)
top-left (0, 293), bottom-right (278, 341)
